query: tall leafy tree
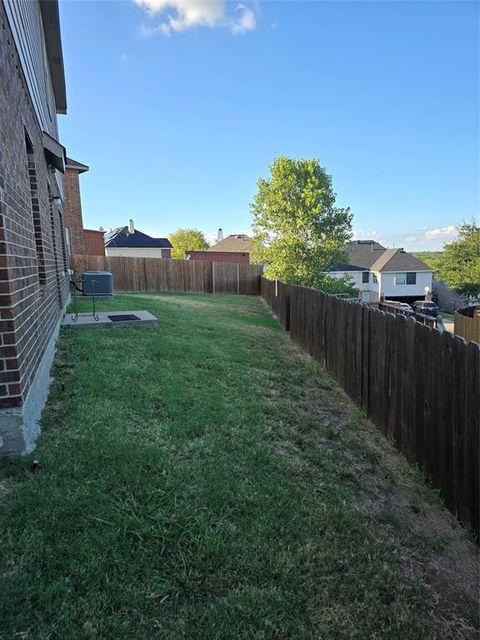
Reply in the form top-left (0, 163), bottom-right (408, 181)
top-left (250, 156), bottom-right (354, 292)
top-left (168, 228), bottom-right (209, 260)
top-left (439, 221), bottom-right (480, 300)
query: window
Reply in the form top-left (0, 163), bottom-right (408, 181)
top-left (362, 271), bottom-right (369, 283)
top-left (25, 133), bottom-right (47, 285)
top-left (406, 272), bottom-right (416, 285)
top-left (395, 273), bottom-right (406, 285)
top-left (372, 273), bottom-right (378, 283)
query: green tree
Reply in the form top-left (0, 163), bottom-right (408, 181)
top-left (168, 228), bottom-right (209, 260)
top-left (250, 156), bottom-right (355, 294)
top-left (439, 221), bottom-right (480, 300)
top-left (411, 251), bottom-right (444, 272)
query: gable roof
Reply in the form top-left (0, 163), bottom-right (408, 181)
top-left (333, 240), bottom-right (432, 272)
top-left (208, 234), bottom-right (251, 253)
top-left (371, 248), bottom-right (431, 272)
top-left (104, 227), bottom-right (172, 249)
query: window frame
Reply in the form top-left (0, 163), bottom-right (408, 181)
top-left (362, 271), bottom-right (370, 284)
top-left (395, 272), bottom-right (407, 285)
top-left (406, 272), bottom-right (417, 285)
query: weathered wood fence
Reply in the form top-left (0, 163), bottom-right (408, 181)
top-left (455, 308), bottom-right (480, 344)
top-left (71, 255), bottom-right (262, 295)
top-left (261, 278), bottom-right (479, 538)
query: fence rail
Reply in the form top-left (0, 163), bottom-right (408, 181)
top-left (262, 278), bottom-right (479, 538)
top-left (71, 255), bottom-right (262, 295)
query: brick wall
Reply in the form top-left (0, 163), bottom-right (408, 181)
top-left (0, 3), bottom-right (69, 420)
top-left (63, 167), bottom-right (86, 255)
top-left (186, 250), bottom-right (250, 264)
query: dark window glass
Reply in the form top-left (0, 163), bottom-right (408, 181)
top-left (362, 271), bottom-right (369, 283)
top-left (406, 272), bottom-right (416, 285)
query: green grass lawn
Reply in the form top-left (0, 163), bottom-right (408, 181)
top-left (0, 293), bottom-right (477, 640)
top-left (439, 310), bottom-right (455, 324)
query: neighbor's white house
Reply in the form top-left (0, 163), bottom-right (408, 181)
top-left (104, 220), bottom-right (172, 258)
top-left (330, 241), bottom-right (433, 303)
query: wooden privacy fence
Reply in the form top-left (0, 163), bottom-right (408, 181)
top-left (261, 278), bottom-right (479, 538)
top-left (71, 255), bottom-right (262, 295)
top-left (455, 308), bottom-right (480, 344)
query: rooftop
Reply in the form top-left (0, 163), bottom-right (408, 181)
top-left (207, 234), bottom-right (252, 253)
top-left (338, 240), bottom-right (432, 272)
top-left (104, 227), bottom-right (172, 249)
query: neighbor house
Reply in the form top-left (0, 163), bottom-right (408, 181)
top-left (187, 229), bottom-right (251, 264)
top-left (104, 220), bottom-right (172, 258)
top-left (0, 0), bottom-right (70, 453)
top-left (330, 241), bottom-right (433, 303)
top-left (63, 157), bottom-right (104, 256)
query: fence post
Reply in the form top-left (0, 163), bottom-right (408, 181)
top-left (237, 263), bottom-right (240, 295)
top-left (212, 262), bottom-right (216, 294)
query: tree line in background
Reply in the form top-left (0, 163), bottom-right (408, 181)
top-left (413, 221), bottom-right (480, 301)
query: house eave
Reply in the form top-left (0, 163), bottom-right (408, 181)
top-left (39, 0), bottom-right (67, 114)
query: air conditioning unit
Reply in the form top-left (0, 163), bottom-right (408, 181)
top-left (82, 271), bottom-right (114, 297)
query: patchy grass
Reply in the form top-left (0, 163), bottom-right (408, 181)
top-left (0, 293), bottom-right (477, 640)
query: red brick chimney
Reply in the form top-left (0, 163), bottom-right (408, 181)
top-left (64, 157), bottom-right (89, 255)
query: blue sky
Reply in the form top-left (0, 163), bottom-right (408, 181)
top-left (58, 0), bottom-right (479, 250)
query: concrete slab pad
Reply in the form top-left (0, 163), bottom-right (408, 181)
top-left (62, 310), bottom-right (158, 329)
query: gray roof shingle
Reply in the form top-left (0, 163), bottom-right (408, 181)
top-left (208, 234), bottom-right (251, 253)
top-left (344, 241), bottom-right (431, 272)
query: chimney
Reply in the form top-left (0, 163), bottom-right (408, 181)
top-left (128, 219), bottom-right (135, 234)
top-left (217, 228), bottom-right (224, 243)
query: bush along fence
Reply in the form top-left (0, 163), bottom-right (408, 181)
top-left (261, 278), bottom-right (480, 538)
top-left (71, 255), bottom-right (263, 296)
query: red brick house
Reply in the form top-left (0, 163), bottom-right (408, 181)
top-left (187, 230), bottom-right (252, 264)
top-left (64, 157), bottom-right (104, 256)
top-left (0, 0), bottom-right (70, 453)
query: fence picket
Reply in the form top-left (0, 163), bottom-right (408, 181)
top-left (71, 255), bottom-right (262, 296)
top-left (260, 277), bottom-right (479, 538)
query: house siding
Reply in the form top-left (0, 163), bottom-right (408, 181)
top-left (105, 247), bottom-right (171, 259)
top-left (380, 271), bottom-right (432, 299)
top-left (331, 268), bottom-right (432, 301)
top-left (0, 0), bottom-right (69, 454)
top-left (84, 229), bottom-right (105, 256)
top-left (186, 251), bottom-right (250, 264)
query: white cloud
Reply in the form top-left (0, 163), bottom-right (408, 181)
top-left (423, 225), bottom-right (457, 240)
top-left (135, 0), bottom-right (257, 36)
top-left (230, 4), bottom-right (256, 34)
top-left (351, 229), bottom-right (381, 241)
